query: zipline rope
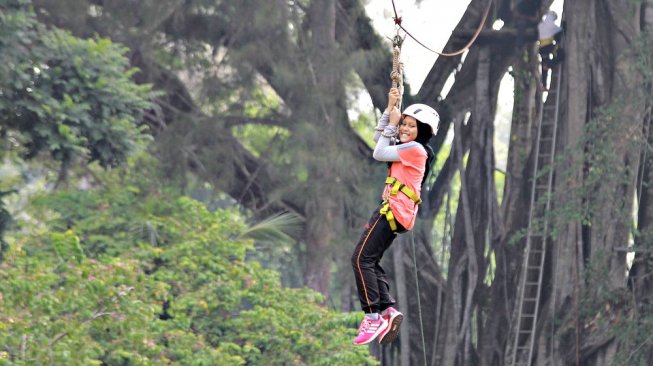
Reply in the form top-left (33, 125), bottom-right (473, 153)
top-left (411, 230), bottom-right (428, 366)
top-left (386, 3), bottom-right (493, 363)
top-left (389, 32), bottom-right (428, 366)
top-left (390, 32), bottom-right (405, 111)
top-left (390, 0), bottom-right (493, 57)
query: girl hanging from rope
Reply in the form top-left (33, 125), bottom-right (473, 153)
top-left (352, 87), bottom-right (439, 345)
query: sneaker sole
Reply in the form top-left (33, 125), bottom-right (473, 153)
top-left (379, 313), bottom-right (403, 345)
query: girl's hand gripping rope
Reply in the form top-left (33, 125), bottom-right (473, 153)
top-left (386, 88), bottom-right (402, 127)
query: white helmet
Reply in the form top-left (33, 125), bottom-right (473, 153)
top-left (403, 103), bottom-right (440, 135)
top-left (546, 10), bottom-right (558, 20)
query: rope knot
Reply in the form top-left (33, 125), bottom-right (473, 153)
top-left (393, 16), bottom-right (402, 26)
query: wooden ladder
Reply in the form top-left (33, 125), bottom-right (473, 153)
top-left (509, 64), bottom-right (562, 366)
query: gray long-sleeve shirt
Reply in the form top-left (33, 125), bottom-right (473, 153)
top-left (373, 111), bottom-right (401, 162)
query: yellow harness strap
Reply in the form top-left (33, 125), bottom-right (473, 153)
top-left (380, 202), bottom-right (398, 231)
top-left (539, 36), bottom-right (554, 47)
top-left (380, 177), bottom-right (422, 232)
top-left (385, 177), bottom-right (422, 204)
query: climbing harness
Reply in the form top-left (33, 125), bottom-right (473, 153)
top-left (390, 0), bottom-right (493, 57)
top-left (379, 177), bottom-right (422, 232)
top-left (381, 2), bottom-right (494, 365)
top-left (380, 1), bottom-right (493, 359)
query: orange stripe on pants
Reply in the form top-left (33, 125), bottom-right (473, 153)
top-left (355, 215), bottom-right (382, 311)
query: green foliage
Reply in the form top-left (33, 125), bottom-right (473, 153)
top-left (0, 242), bottom-right (161, 365)
top-left (0, 190), bottom-right (15, 260)
top-left (430, 142), bottom-right (460, 275)
top-left (0, 0), bottom-right (154, 244)
top-left (0, 0), bottom-right (152, 168)
top-left (548, 96), bottom-right (645, 241)
top-left (231, 124), bottom-right (289, 160)
top-left (0, 163), bottom-right (376, 365)
top-left (608, 295), bottom-right (653, 366)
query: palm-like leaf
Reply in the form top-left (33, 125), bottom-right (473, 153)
top-left (239, 212), bottom-right (303, 246)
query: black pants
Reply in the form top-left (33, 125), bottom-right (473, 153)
top-left (539, 43), bottom-right (558, 88)
top-left (351, 208), bottom-right (405, 314)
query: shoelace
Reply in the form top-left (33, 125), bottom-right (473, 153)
top-left (358, 318), bottom-right (371, 334)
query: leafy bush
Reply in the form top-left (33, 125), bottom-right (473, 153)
top-left (0, 167), bottom-right (376, 365)
top-left (0, 0), bottom-right (152, 167)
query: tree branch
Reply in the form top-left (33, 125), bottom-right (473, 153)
top-left (223, 115), bottom-right (286, 128)
top-left (50, 310), bottom-right (113, 348)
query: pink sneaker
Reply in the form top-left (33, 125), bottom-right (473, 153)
top-left (378, 307), bottom-right (403, 345)
top-left (353, 314), bottom-right (388, 345)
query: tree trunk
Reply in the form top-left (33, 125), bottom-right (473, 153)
top-left (301, 0), bottom-right (342, 295)
top-left (484, 37), bottom-right (541, 366)
top-left (31, 0), bottom-right (653, 363)
top-left (630, 0), bottom-right (653, 313)
top-left (392, 238), bottom-right (411, 366)
top-left (532, 1), bottom-right (650, 364)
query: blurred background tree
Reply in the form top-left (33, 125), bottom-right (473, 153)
top-left (2, 0), bottom-right (653, 365)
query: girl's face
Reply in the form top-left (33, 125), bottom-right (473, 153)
top-left (399, 115), bottom-right (418, 143)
